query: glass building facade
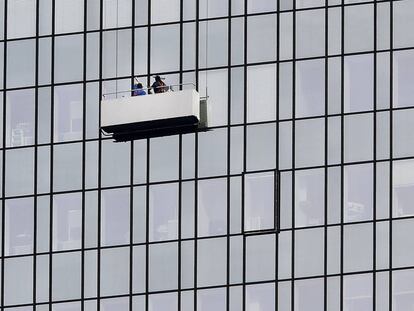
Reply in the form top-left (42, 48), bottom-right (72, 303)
top-left (1, 0), bottom-right (414, 310)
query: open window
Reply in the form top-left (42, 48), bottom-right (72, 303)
top-left (243, 170), bottom-right (279, 234)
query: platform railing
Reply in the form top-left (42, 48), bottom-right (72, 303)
top-left (102, 83), bottom-right (197, 100)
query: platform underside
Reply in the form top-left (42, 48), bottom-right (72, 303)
top-left (101, 116), bottom-right (205, 141)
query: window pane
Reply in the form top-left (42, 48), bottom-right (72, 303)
top-left (345, 4), bottom-right (374, 53)
top-left (394, 0), bottom-right (414, 48)
top-left (198, 288), bottom-right (226, 311)
top-left (296, 9), bottom-right (325, 58)
top-left (101, 247), bottom-right (130, 296)
top-left (247, 14), bottom-right (277, 63)
top-left (151, 25), bottom-right (180, 73)
top-left (244, 172), bottom-right (275, 232)
top-left (149, 242), bottom-right (178, 291)
top-left (54, 84), bottom-right (83, 142)
top-left (393, 109), bottom-right (414, 158)
top-left (7, 39), bottom-right (35, 88)
top-left (53, 193), bottom-right (82, 251)
top-left (53, 143), bottom-right (82, 192)
top-left (7, 0), bottom-right (36, 39)
top-left (344, 223), bottom-right (373, 272)
top-left (246, 234), bottom-right (275, 282)
top-left (101, 188), bottom-right (130, 246)
top-left (246, 283), bottom-right (275, 311)
top-left (149, 183), bottom-right (178, 242)
top-left (5, 147), bottom-right (34, 197)
top-left (5, 198), bottom-right (34, 256)
top-left (52, 252), bottom-right (81, 301)
top-left (4, 257), bottom-right (33, 306)
top-left (55, 0), bottom-right (84, 33)
top-left (344, 274), bottom-right (373, 311)
top-left (198, 238), bottom-right (227, 287)
top-left (55, 35), bottom-right (84, 83)
top-left (198, 178), bottom-right (227, 237)
top-left (344, 113), bottom-right (373, 163)
top-left (6, 89), bottom-right (35, 147)
top-left (295, 228), bottom-right (324, 277)
top-left (295, 118), bottom-right (324, 168)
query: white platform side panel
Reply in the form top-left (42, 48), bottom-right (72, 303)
top-left (101, 89), bottom-right (200, 128)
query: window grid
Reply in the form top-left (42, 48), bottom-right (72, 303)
top-left (0, 0), bottom-right (413, 310)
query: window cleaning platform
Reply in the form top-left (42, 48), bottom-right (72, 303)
top-left (100, 88), bottom-right (208, 141)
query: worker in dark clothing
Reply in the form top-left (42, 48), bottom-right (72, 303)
top-left (132, 82), bottom-right (147, 96)
top-left (151, 75), bottom-right (168, 94)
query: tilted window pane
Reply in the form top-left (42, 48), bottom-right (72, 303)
top-left (244, 172), bottom-right (275, 232)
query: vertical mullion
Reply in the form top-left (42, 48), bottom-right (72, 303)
top-left (97, 0), bottom-right (104, 311)
top-left (373, 1), bottom-right (378, 311)
top-left (388, 1), bottom-right (393, 311)
top-left (81, 0), bottom-right (88, 310)
top-left (226, 0), bottom-right (232, 310)
top-left (291, 0), bottom-right (296, 309)
top-left (49, 0), bottom-right (56, 308)
top-left (0, 0), bottom-right (7, 308)
top-left (177, 134), bottom-right (182, 311)
top-left (179, 0), bottom-right (184, 88)
top-left (242, 0), bottom-right (248, 309)
top-left (33, 0), bottom-right (40, 307)
top-left (323, 0), bottom-right (329, 311)
top-left (145, 139), bottom-right (150, 311)
top-left (275, 0), bottom-right (281, 305)
top-left (129, 1), bottom-right (136, 311)
top-left (340, 1), bottom-right (345, 311)
top-left (147, 0), bottom-right (151, 87)
top-left (194, 1), bottom-right (200, 311)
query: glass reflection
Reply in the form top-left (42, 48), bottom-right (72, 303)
top-left (5, 198), bottom-right (34, 256)
top-left (344, 274), bottom-right (372, 311)
top-left (54, 84), bottom-right (83, 142)
top-left (393, 160), bottom-right (414, 217)
top-left (246, 283), bottom-right (275, 311)
top-left (53, 193), bottom-right (82, 251)
top-left (344, 164), bottom-right (373, 222)
top-left (101, 188), bottom-right (130, 246)
top-left (6, 89), bottom-right (35, 147)
top-left (149, 183), bottom-right (178, 242)
top-left (198, 288), bottom-right (226, 311)
top-left (295, 169), bottom-right (324, 227)
top-left (244, 172), bottom-right (275, 231)
top-left (198, 178), bottom-right (227, 236)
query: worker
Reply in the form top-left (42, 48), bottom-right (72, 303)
top-left (132, 82), bottom-right (146, 96)
top-left (151, 75), bottom-right (168, 94)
